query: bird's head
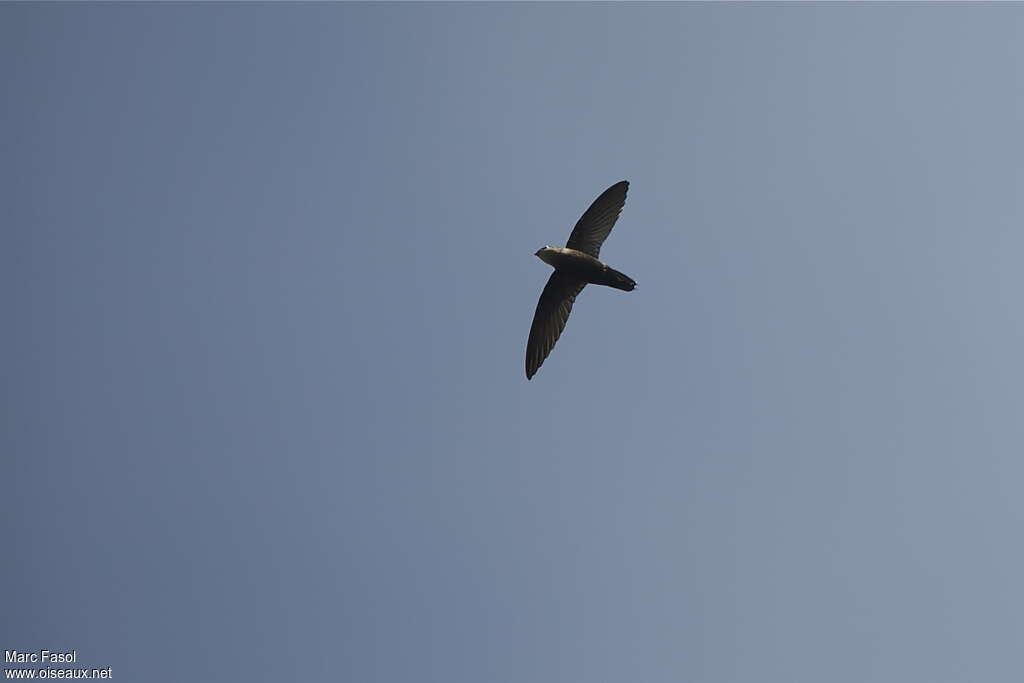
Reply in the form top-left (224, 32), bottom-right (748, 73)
top-left (535, 245), bottom-right (558, 266)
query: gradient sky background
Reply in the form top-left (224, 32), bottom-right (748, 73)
top-left (4, 4), bottom-right (1024, 682)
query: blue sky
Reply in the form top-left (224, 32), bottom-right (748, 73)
top-left (4, 4), bottom-right (1024, 682)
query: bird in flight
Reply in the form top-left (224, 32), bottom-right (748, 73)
top-left (525, 180), bottom-right (636, 380)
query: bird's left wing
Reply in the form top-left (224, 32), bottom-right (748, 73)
top-left (526, 271), bottom-right (587, 379)
top-left (564, 180), bottom-right (629, 258)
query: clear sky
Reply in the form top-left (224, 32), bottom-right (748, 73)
top-left (4, 4), bottom-right (1024, 682)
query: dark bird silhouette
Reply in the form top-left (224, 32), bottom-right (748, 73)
top-left (525, 180), bottom-right (636, 380)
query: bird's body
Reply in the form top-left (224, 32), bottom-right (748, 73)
top-left (525, 181), bottom-right (636, 380)
top-left (534, 246), bottom-right (636, 291)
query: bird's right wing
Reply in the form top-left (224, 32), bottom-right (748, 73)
top-left (564, 180), bottom-right (629, 258)
top-left (526, 271), bottom-right (587, 379)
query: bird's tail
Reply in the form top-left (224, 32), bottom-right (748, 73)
top-left (604, 267), bottom-right (636, 292)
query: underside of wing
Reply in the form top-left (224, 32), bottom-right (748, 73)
top-left (564, 180), bottom-right (629, 258)
top-left (525, 271), bottom-right (587, 379)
